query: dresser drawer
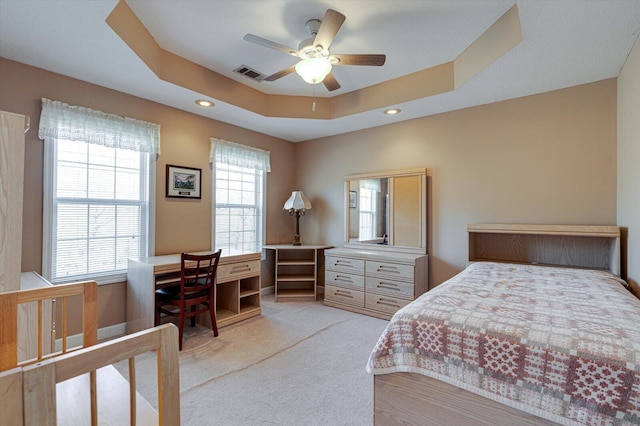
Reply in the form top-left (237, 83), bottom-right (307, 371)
top-left (365, 277), bottom-right (414, 298)
top-left (325, 285), bottom-right (364, 307)
top-left (366, 261), bottom-right (414, 280)
top-left (325, 271), bottom-right (364, 290)
top-left (217, 260), bottom-right (261, 281)
top-left (325, 256), bottom-right (365, 274)
top-left (365, 293), bottom-right (411, 315)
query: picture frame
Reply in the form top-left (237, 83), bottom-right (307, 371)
top-left (166, 164), bottom-right (201, 199)
top-left (349, 190), bottom-right (357, 208)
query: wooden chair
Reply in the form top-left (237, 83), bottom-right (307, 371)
top-left (155, 250), bottom-right (222, 350)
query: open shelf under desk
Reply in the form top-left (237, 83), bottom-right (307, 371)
top-left (240, 288), bottom-right (260, 298)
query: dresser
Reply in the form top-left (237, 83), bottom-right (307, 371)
top-left (324, 247), bottom-right (428, 320)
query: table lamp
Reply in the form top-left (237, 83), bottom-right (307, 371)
top-left (283, 191), bottom-right (311, 245)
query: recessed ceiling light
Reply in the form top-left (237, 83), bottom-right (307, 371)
top-left (195, 99), bottom-right (214, 107)
top-left (384, 108), bottom-right (401, 115)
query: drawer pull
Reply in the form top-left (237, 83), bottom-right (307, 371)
top-left (335, 290), bottom-right (354, 299)
top-left (376, 266), bottom-right (400, 274)
top-left (229, 265), bottom-right (252, 274)
top-left (334, 275), bottom-right (354, 283)
top-left (334, 260), bottom-right (354, 268)
top-left (376, 298), bottom-right (400, 308)
top-left (376, 282), bottom-right (400, 292)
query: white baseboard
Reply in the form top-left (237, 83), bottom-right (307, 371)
top-left (261, 285), bottom-right (275, 295)
top-left (55, 322), bottom-right (126, 350)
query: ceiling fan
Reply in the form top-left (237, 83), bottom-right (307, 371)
top-left (243, 9), bottom-right (386, 92)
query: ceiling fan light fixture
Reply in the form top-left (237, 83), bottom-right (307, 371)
top-left (295, 57), bottom-right (332, 84)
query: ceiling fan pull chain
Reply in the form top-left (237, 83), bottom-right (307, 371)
top-left (312, 87), bottom-right (317, 112)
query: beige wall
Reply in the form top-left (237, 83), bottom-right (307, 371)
top-left (296, 80), bottom-right (618, 287)
top-left (617, 34), bottom-right (640, 298)
top-left (0, 55), bottom-right (626, 331)
top-left (0, 57), bottom-right (297, 330)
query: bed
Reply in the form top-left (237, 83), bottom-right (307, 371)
top-left (0, 281), bottom-right (180, 425)
top-left (366, 224), bottom-right (640, 426)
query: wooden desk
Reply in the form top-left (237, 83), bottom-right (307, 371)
top-left (127, 250), bottom-right (261, 333)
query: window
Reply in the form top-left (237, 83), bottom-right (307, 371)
top-left (39, 98), bottom-right (159, 284)
top-left (210, 138), bottom-right (270, 253)
top-left (359, 187), bottom-right (377, 241)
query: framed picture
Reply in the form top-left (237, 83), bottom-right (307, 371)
top-left (166, 164), bottom-right (201, 199)
top-left (349, 190), bottom-right (357, 208)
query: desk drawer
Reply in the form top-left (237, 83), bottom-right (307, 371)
top-left (217, 260), bottom-right (261, 281)
top-left (365, 293), bottom-right (411, 315)
top-left (366, 261), bottom-right (414, 280)
top-left (325, 256), bottom-right (365, 274)
top-left (325, 271), bottom-right (364, 290)
top-left (325, 285), bottom-right (364, 307)
top-left (365, 277), bottom-right (414, 298)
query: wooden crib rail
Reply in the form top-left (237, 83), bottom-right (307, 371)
top-left (0, 280), bottom-right (98, 371)
top-left (21, 323), bottom-right (180, 426)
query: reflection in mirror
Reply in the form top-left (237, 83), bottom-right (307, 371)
top-left (348, 178), bottom-right (389, 244)
top-left (344, 168), bottom-right (427, 254)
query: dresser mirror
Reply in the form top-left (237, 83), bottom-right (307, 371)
top-left (344, 168), bottom-right (427, 254)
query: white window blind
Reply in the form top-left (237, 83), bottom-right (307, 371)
top-left (40, 99), bottom-right (159, 284)
top-left (210, 138), bottom-right (270, 253)
top-left (359, 187), bottom-right (377, 241)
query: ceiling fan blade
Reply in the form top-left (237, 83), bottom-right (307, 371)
top-left (313, 9), bottom-right (345, 50)
top-left (322, 73), bottom-right (341, 91)
top-left (264, 65), bottom-right (297, 82)
top-left (330, 54), bottom-right (386, 66)
top-left (243, 34), bottom-right (299, 57)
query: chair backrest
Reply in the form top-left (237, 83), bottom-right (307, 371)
top-left (180, 250), bottom-right (222, 294)
top-left (0, 281), bottom-right (98, 372)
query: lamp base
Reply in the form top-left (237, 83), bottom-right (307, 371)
top-left (292, 210), bottom-right (302, 245)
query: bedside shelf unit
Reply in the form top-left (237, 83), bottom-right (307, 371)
top-left (264, 245), bottom-right (332, 302)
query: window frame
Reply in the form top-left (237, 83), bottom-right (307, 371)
top-left (358, 187), bottom-right (378, 241)
top-left (42, 137), bottom-right (155, 285)
top-left (211, 161), bottom-right (267, 254)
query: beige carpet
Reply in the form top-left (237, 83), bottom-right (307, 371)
top-left (125, 294), bottom-right (389, 425)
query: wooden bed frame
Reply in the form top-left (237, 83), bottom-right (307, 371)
top-left (0, 281), bottom-right (180, 425)
top-left (373, 223), bottom-right (622, 426)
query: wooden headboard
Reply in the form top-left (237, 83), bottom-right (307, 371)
top-left (467, 224), bottom-right (621, 276)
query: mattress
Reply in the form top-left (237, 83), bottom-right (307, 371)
top-left (366, 262), bottom-right (640, 425)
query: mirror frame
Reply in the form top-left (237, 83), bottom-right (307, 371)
top-left (344, 168), bottom-right (427, 255)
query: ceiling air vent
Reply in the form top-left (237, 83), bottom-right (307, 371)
top-left (233, 65), bottom-right (265, 82)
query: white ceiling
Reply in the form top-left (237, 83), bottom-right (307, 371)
top-left (1, 0), bottom-right (639, 142)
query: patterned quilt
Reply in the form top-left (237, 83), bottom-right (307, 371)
top-left (366, 262), bottom-right (640, 425)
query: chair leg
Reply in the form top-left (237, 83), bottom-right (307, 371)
top-left (209, 294), bottom-right (218, 337)
top-left (209, 307), bottom-right (218, 337)
top-left (190, 305), bottom-right (196, 327)
top-left (178, 306), bottom-right (185, 351)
